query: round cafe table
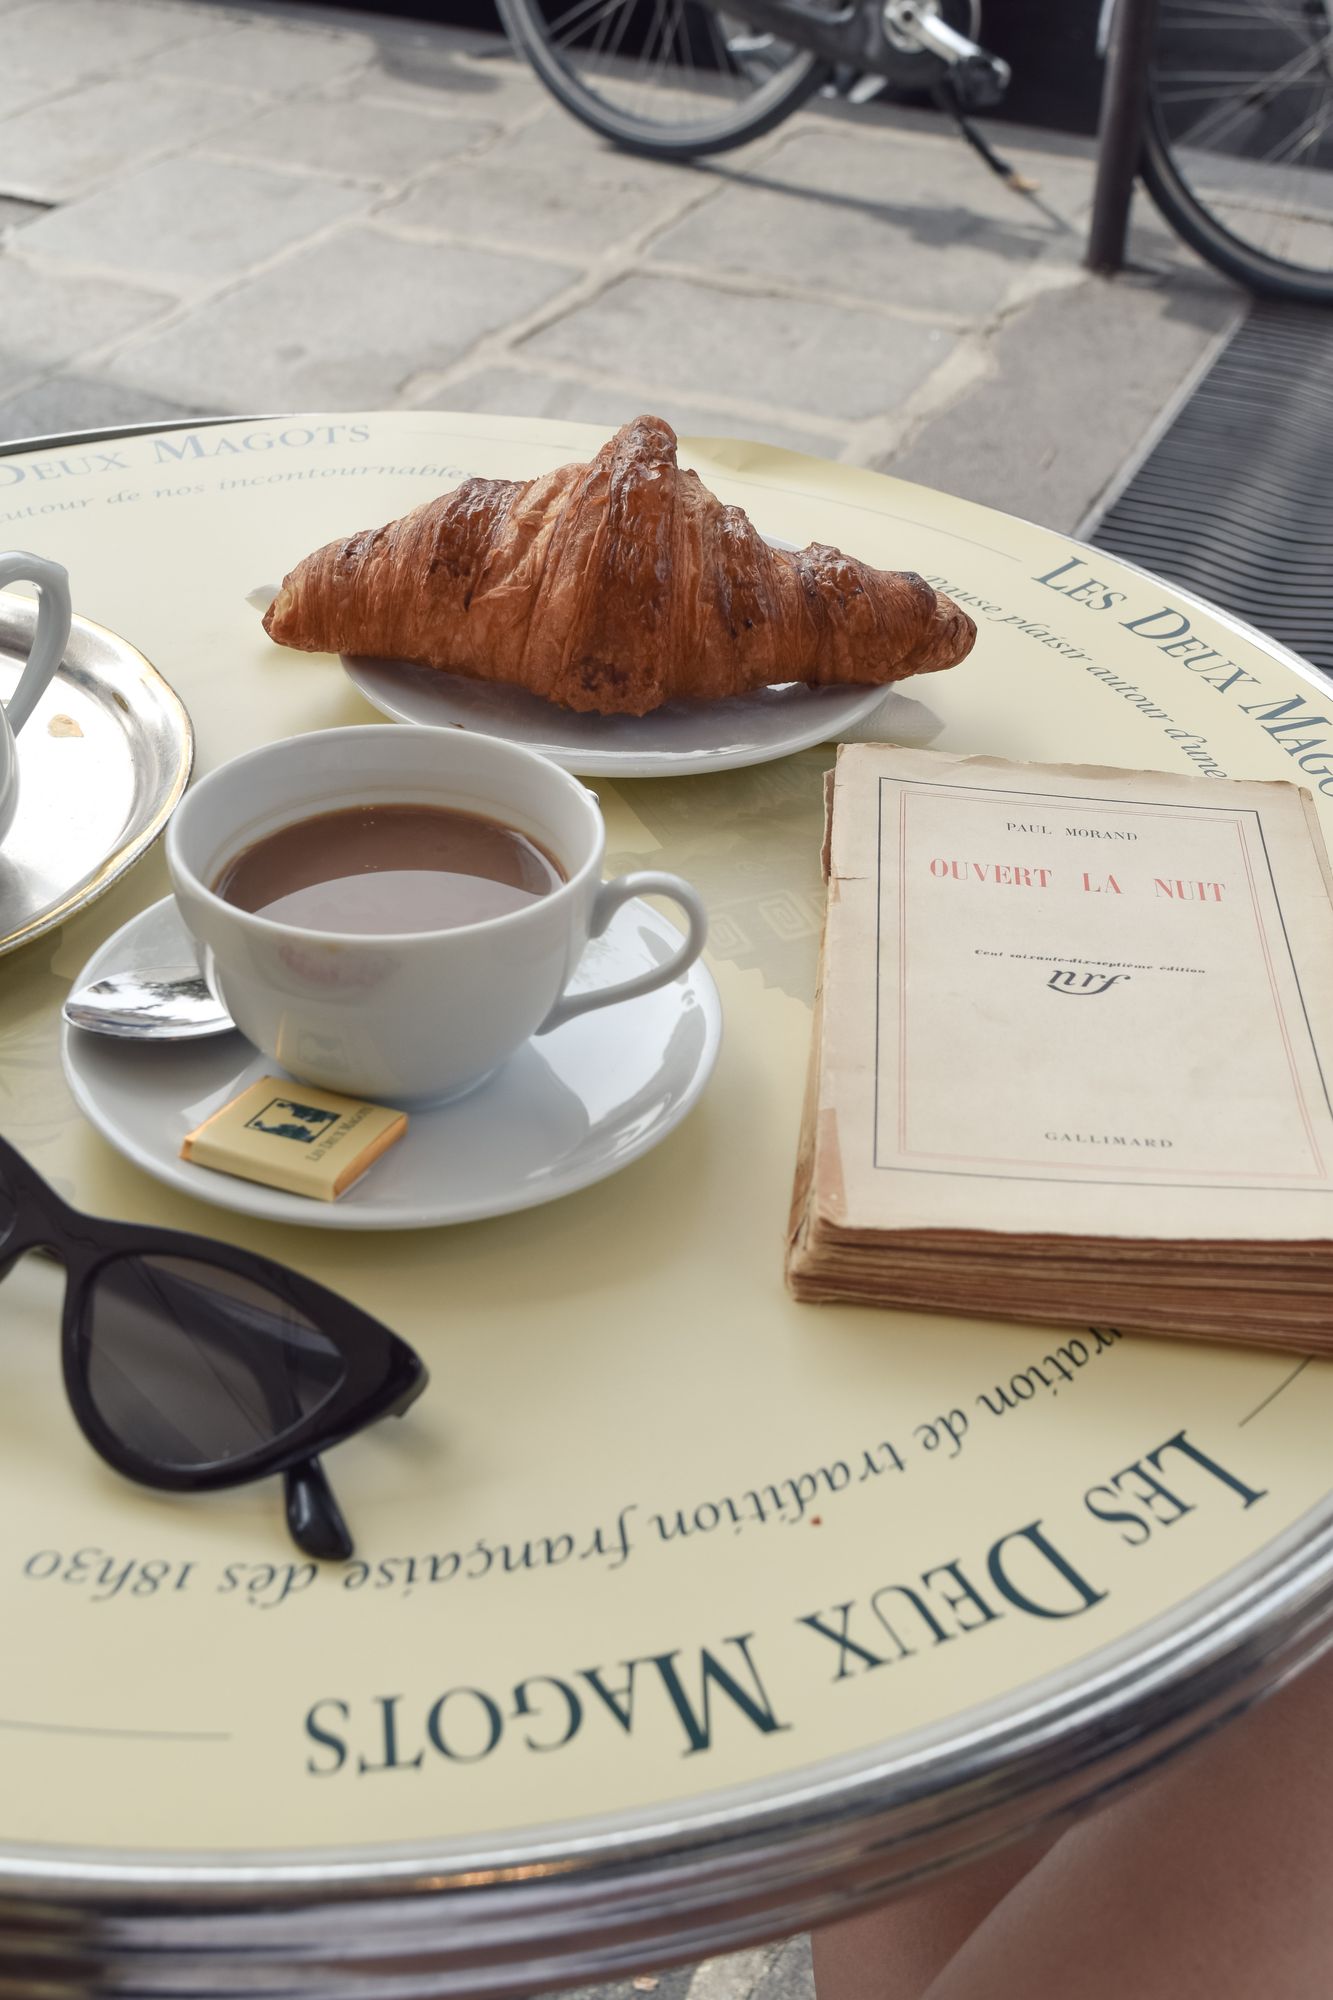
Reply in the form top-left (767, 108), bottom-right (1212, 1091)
top-left (2, 411), bottom-right (1333, 1997)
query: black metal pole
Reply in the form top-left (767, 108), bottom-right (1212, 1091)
top-left (1086, 0), bottom-right (1160, 275)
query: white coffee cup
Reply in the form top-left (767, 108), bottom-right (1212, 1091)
top-left (165, 726), bottom-right (708, 1105)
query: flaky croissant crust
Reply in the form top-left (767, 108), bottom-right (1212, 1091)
top-left (263, 416), bottom-right (976, 716)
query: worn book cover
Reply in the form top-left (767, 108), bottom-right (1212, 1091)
top-left (786, 746), bottom-right (1333, 1347)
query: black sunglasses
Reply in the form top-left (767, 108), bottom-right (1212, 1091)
top-left (0, 1136), bottom-right (427, 1561)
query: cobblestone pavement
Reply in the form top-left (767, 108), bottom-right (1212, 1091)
top-left (0, 0), bottom-right (1243, 532)
top-left (0, 3), bottom-right (1247, 1993)
top-left (540, 1935), bottom-right (816, 2000)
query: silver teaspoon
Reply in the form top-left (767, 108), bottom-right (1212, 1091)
top-left (63, 967), bottom-right (236, 1041)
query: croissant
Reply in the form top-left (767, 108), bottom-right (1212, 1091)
top-left (263, 416), bottom-right (976, 717)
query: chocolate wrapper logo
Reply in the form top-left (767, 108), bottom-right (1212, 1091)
top-left (1047, 970), bottom-right (1131, 997)
top-left (245, 1097), bottom-right (341, 1144)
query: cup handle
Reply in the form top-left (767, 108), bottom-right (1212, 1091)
top-left (537, 871), bottom-right (708, 1034)
top-left (0, 553), bottom-right (72, 738)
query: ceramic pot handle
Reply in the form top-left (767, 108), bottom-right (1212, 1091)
top-left (537, 872), bottom-right (708, 1033)
top-left (0, 553), bottom-right (72, 738)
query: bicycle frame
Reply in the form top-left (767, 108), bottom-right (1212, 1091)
top-left (711, 0), bottom-right (1009, 103)
top-left (714, 0), bottom-right (896, 71)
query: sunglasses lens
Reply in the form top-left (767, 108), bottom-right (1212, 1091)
top-left (85, 1255), bottom-right (345, 1471)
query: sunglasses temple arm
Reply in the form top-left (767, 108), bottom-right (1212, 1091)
top-left (285, 1457), bottom-right (353, 1562)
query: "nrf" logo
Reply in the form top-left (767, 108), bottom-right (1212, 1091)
top-left (1046, 970), bottom-right (1131, 998)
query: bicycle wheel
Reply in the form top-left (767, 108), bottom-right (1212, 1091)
top-left (497, 0), bottom-right (831, 159)
top-left (1142, 0), bottom-right (1333, 303)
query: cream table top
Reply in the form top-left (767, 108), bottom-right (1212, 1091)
top-left (1, 411), bottom-right (1330, 1993)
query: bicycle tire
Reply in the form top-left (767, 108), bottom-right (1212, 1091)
top-left (497, 0), bottom-right (831, 160)
top-left (1142, 110), bottom-right (1333, 303)
top-left (1140, 7), bottom-right (1333, 306)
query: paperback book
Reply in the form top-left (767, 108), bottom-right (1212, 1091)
top-left (786, 745), bottom-right (1333, 1351)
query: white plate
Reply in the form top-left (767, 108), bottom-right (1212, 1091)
top-left (341, 656), bottom-right (888, 778)
top-left (61, 896), bottom-right (722, 1231)
top-left (332, 529), bottom-right (886, 777)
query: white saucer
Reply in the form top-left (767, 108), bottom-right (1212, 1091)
top-left (61, 897), bottom-right (722, 1231)
top-left (341, 656), bottom-right (889, 779)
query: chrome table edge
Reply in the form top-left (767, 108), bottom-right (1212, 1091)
top-left (0, 415), bottom-right (258, 458)
top-left (0, 1494), bottom-right (1329, 1994)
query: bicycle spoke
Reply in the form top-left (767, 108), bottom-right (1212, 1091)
top-left (632, 0), bottom-right (670, 82)
top-left (1160, 16), bottom-right (1322, 28)
top-left (653, 0), bottom-right (686, 82)
top-left (665, 0), bottom-right (693, 84)
top-left (1157, 77), bottom-right (1325, 102)
top-left (704, 8), bottom-right (735, 78)
top-left (1280, 94), bottom-right (1333, 246)
top-left (1260, 82), bottom-right (1333, 161)
top-left (546, 0), bottom-right (632, 49)
top-left (587, 0), bottom-right (628, 65)
top-left (650, 0), bottom-right (682, 86)
top-left (1162, 0), bottom-right (1328, 27)
top-left (1169, 40), bottom-right (1329, 148)
top-left (600, 0), bottom-right (639, 68)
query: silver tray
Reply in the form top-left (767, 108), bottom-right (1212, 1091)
top-left (0, 597), bottom-right (192, 957)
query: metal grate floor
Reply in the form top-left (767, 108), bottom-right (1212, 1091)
top-left (1092, 303), bottom-right (1333, 675)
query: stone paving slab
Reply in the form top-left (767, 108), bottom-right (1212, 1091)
top-left (213, 94), bottom-right (499, 186)
top-left (139, 13), bottom-right (378, 89)
top-left (0, 75), bottom-right (250, 204)
top-left (0, 71), bottom-right (56, 118)
top-left (17, 154), bottom-right (373, 286)
top-left (489, 107), bottom-right (715, 188)
top-left (353, 38), bottom-right (562, 120)
top-left (882, 234), bottom-right (1241, 530)
top-left (0, 261), bottom-right (173, 401)
top-left (535, 1933), bottom-right (814, 2000)
top-left (418, 365), bottom-right (846, 458)
top-left (0, 0), bottom-right (213, 81)
top-left (352, 50), bottom-right (548, 120)
top-left (381, 149), bottom-right (698, 261)
top-left (546, 1954), bottom-right (698, 2000)
top-left (521, 271), bottom-right (957, 423)
top-left (0, 373), bottom-right (198, 444)
top-left (0, 195), bottom-right (44, 233)
top-left (649, 126), bottom-right (1086, 320)
top-left (103, 226), bottom-right (581, 409)
top-left (700, 1939), bottom-right (814, 2000)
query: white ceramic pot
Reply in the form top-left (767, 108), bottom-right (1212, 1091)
top-left (166, 725), bottom-right (708, 1104)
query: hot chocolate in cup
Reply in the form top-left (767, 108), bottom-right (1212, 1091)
top-left (166, 726), bottom-right (708, 1105)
